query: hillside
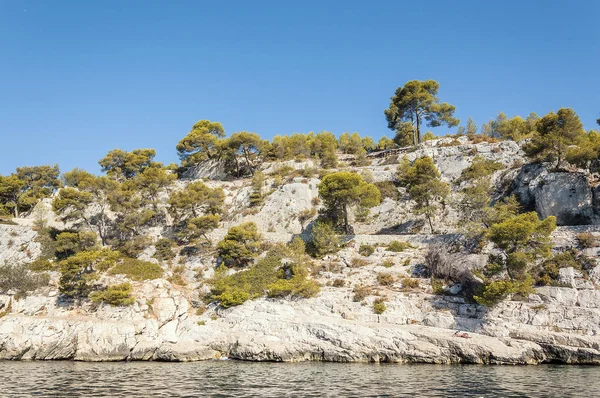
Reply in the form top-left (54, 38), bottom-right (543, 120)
top-left (2, 134), bottom-right (600, 364)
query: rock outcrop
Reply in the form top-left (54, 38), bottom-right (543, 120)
top-left (510, 164), bottom-right (597, 225)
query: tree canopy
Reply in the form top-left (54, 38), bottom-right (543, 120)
top-left (384, 80), bottom-right (459, 145)
top-left (397, 156), bottom-right (449, 233)
top-left (318, 171), bottom-right (380, 233)
top-left (0, 165), bottom-right (61, 217)
top-left (176, 120), bottom-right (226, 166)
top-left (523, 108), bottom-right (585, 169)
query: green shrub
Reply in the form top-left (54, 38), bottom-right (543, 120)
top-left (27, 259), bottom-right (55, 272)
top-left (211, 249), bottom-right (319, 308)
top-left (216, 288), bottom-right (250, 308)
top-left (377, 272), bottom-right (395, 286)
top-left (0, 264), bottom-right (49, 299)
top-left (154, 238), bottom-right (176, 261)
top-left (358, 244), bottom-right (375, 257)
top-left (308, 221), bottom-right (341, 257)
top-left (216, 222), bottom-right (262, 267)
top-left (55, 231), bottom-right (97, 259)
top-left (89, 283), bottom-right (135, 306)
top-left (431, 278), bottom-right (445, 294)
top-left (373, 298), bottom-right (387, 314)
top-left (459, 156), bottom-right (504, 182)
top-left (109, 258), bottom-right (163, 281)
top-left (474, 277), bottom-right (533, 307)
top-left (115, 235), bottom-right (151, 258)
top-left (536, 251), bottom-right (584, 285)
top-left (386, 241), bottom-right (413, 252)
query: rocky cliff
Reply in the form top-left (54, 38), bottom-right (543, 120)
top-left (2, 137), bottom-right (600, 364)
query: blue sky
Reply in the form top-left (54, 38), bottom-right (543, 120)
top-left (1, 0), bottom-right (599, 174)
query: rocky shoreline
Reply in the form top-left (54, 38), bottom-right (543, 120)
top-left (2, 285), bottom-right (600, 364)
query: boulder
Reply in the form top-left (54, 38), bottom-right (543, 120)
top-left (511, 165), bottom-right (595, 225)
top-left (530, 172), bottom-right (594, 225)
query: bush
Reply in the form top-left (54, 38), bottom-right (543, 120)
top-left (308, 221), bottom-right (341, 257)
top-left (115, 235), bottom-right (151, 258)
top-left (109, 258), bottom-right (164, 281)
top-left (458, 156), bottom-right (504, 181)
top-left (352, 285), bottom-right (373, 302)
top-left (374, 181), bottom-right (400, 201)
top-left (332, 278), bottom-right (345, 287)
top-left (401, 277), bottom-right (420, 289)
top-left (381, 259), bottom-right (394, 268)
top-left (154, 238), bottom-right (176, 261)
top-left (89, 283), bottom-right (135, 306)
top-left (373, 298), bottom-right (387, 314)
top-left (27, 258), bottom-right (55, 272)
top-left (0, 264), bottom-right (49, 299)
top-left (386, 241), bottom-right (413, 252)
top-left (298, 208), bottom-right (317, 227)
top-left (211, 249), bottom-right (319, 308)
top-left (536, 251), bottom-right (584, 285)
top-left (350, 257), bottom-right (369, 268)
top-left (358, 244), bottom-right (375, 257)
top-left (474, 277), bottom-right (533, 307)
top-left (577, 232), bottom-right (598, 248)
top-left (54, 231), bottom-right (98, 259)
top-left (377, 273), bottom-right (395, 286)
top-left (216, 222), bottom-right (262, 267)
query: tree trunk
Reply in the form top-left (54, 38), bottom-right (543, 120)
top-left (344, 206), bottom-right (349, 234)
top-left (242, 148), bottom-right (255, 176)
top-left (416, 113), bottom-right (421, 144)
top-left (427, 212), bottom-right (434, 234)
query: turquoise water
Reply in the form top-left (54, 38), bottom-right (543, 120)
top-left (0, 361), bottom-right (598, 397)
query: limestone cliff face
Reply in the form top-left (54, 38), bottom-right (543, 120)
top-left (1, 138), bottom-right (600, 364)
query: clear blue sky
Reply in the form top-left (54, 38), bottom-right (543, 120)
top-left (1, 0), bottom-right (599, 174)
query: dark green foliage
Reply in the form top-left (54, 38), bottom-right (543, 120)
top-left (458, 156), bottom-right (504, 182)
top-left (89, 283), bottom-right (135, 306)
top-left (55, 231), bottom-right (98, 259)
top-left (318, 171), bottom-right (380, 233)
top-left (397, 156), bottom-right (449, 233)
top-left (474, 277), bottom-right (534, 307)
top-left (358, 244), bottom-right (375, 257)
top-left (99, 148), bottom-right (159, 180)
top-left (216, 222), bottom-right (262, 267)
top-left (154, 238), bottom-right (176, 261)
top-left (58, 249), bottom-right (120, 298)
top-left (109, 258), bottom-right (164, 281)
top-left (0, 165), bottom-right (61, 218)
top-left (176, 120), bottom-right (226, 166)
top-left (27, 259), bottom-right (55, 272)
top-left (307, 221), bottom-right (341, 257)
top-left (249, 171), bottom-right (265, 207)
top-left (385, 80), bottom-right (459, 145)
top-left (114, 235), bottom-right (151, 258)
top-left (211, 246), bottom-right (319, 307)
top-left (536, 251), bottom-right (584, 286)
top-left (523, 108), bottom-right (585, 169)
